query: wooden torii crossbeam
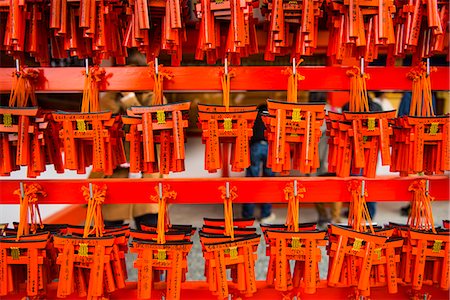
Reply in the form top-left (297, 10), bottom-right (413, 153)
top-left (53, 235), bottom-right (116, 299)
top-left (326, 110), bottom-right (396, 177)
top-left (198, 107), bottom-right (257, 173)
top-left (130, 240), bottom-right (193, 300)
top-left (0, 107), bottom-right (48, 177)
top-left (263, 99), bottom-right (325, 174)
top-left (391, 115), bottom-right (450, 175)
top-left (52, 111), bottom-right (125, 175)
top-left (0, 233), bottom-right (50, 297)
top-left (124, 101), bottom-right (191, 175)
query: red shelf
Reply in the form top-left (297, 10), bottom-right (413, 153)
top-left (0, 176), bottom-right (448, 205)
top-left (6, 281), bottom-right (449, 299)
top-left (0, 66), bottom-right (449, 92)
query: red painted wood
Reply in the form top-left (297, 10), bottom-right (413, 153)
top-left (0, 67), bottom-right (449, 92)
top-left (0, 177), bottom-right (448, 204)
top-left (6, 281), bottom-right (450, 299)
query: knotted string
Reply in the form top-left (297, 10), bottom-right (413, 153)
top-left (220, 67), bottom-right (236, 111)
top-left (81, 66), bottom-right (106, 113)
top-left (346, 66), bottom-right (370, 112)
top-left (13, 183), bottom-right (46, 240)
top-left (283, 182), bottom-right (306, 232)
top-left (347, 180), bottom-right (374, 234)
top-left (219, 184), bottom-right (238, 239)
top-left (282, 59), bottom-right (305, 103)
top-left (407, 179), bottom-right (436, 233)
top-left (407, 63), bottom-right (436, 117)
top-left (9, 68), bottom-right (39, 107)
top-left (82, 184), bottom-right (107, 238)
top-left (148, 62), bottom-right (173, 106)
top-left (150, 184), bottom-right (177, 244)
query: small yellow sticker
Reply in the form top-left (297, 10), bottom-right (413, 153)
top-left (374, 248), bottom-right (382, 260)
top-left (3, 114), bottom-right (12, 127)
top-left (224, 118), bottom-right (232, 131)
top-left (77, 120), bottom-right (86, 132)
top-left (432, 240), bottom-right (442, 253)
top-left (367, 118), bottom-right (375, 131)
top-left (10, 247), bottom-right (20, 260)
top-left (352, 238), bottom-right (363, 251)
top-left (291, 237), bottom-right (302, 249)
top-left (429, 123), bottom-right (438, 135)
top-left (292, 109), bottom-right (302, 122)
top-left (157, 111), bottom-right (166, 124)
top-left (229, 247), bottom-right (238, 259)
top-left (157, 249), bottom-right (166, 261)
top-left (78, 243), bottom-right (89, 256)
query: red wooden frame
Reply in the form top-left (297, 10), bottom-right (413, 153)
top-left (0, 177), bottom-right (448, 204)
top-left (0, 67), bottom-right (449, 92)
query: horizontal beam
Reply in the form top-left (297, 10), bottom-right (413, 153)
top-left (5, 281), bottom-right (449, 300)
top-left (0, 67), bottom-right (449, 92)
top-left (0, 176), bottom-right (448, 204)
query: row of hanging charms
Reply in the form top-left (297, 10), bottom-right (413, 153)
top-left (2, 0), bottom-right (447, 65)
top-left (389, 179), bottom-right (449, 299)
top-left (130, 184), bottom-right (194, 300)
top-left (326, 62), bottom-right (396, 177)
top-left (262, 59), bottom-right (326, 175)
top-left (0, 180), bottom-right (447, 299)
top-left (0, 183), bottom-right (50, 298)
top-left (390, 62), bottom-right (450, 176)
top-left (199, 183), bottom-right (261, 299)
top-left (264, 0), bottom-right (325, 61)
top-left (195, 0), bottom-right (259, 65)
top-left (0, 65), bottom-right (58, 178)
top-left (123, 61), bottom-right (191, 175)
top-left (52, 64), bottom-right (127, 175)
top-left (52, 184), bottom-right (132, 299)
top-left (327, 180), bottom-right (405, 299)
top-left (197, 60), bottom-right (258, 173)
top-left (260, 181), bottom-right (327, 298)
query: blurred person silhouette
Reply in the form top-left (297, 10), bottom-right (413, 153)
top-left (242, 104), bottom-right (276, 223)
top-left (310, 93), bottom-right (342, 227)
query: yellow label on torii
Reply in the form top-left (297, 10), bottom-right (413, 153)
top-left (429, 123), bottom-right (439, 135)
top-left (157, 111), bottom-right (166, 124)
top-left (374, 248), bottom-right (382, 260)
top-left (157, 249), bottom-right (167, 261)
top-left (292, 109), bottom-right (301, 122)
top-left (229, 246), bottom-right (238, 259)
top-left (291, 237), bottom-right (302, 249)
top-left (432, 240), bottom-right (442, 253)
top-left (78, 243), bottom-right (89, 256)
top-left (224, 118), bottom-right (232, 131)
top-left (10, 247), bottom-right (20, 260)
top-left (352, 238), bottom-right (363, 252)
top-left (76, 120), bottom-right (87, 132)
top-left (3, 114), bottom-right (12, 127)
top-left (367, 118), bottom-right (375, 131)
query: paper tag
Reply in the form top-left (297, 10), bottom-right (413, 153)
top-left (292, 109), bottom-right (301, 122)
top-left (374, 248), bottom-right (382, 260)
top-left (157, 249), bottom-right (166, 261)
top-left (291, 237), bottom-right (302, 249)
top-left (367, 118), bottom-right (375, 131)
top-left (224, 118), bottom-right (232, 131)
top-left (352, 238), bottom-right (363, 252)
top-left (3, 114), bottom-right (12, 127)
top-left (76, 120), bottom-right (87, 132)
top-left (78, 243), bottom-right (88, 256)
top-left (157, 111), bottom-right (166, 124)
top-left (10, 247), bottom-right (20, 260)
top-left (429, 123), bottom-right (438, 135)
top-left (229, 246), bottom-right (238, 259)
top-left (433, 240), bottom-right (442, 253)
